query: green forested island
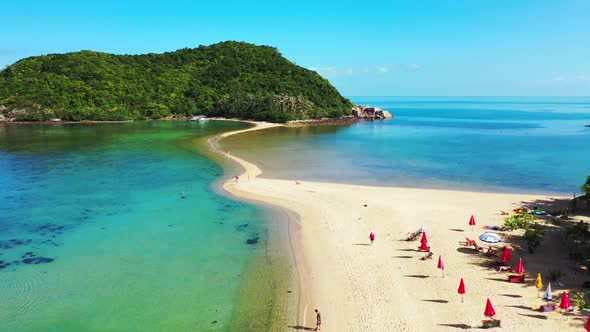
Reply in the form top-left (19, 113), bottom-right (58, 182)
top-left (0, 41), bottom-right (352, 122)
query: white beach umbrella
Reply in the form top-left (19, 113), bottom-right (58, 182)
top-left (544, 282), bottom-right (553, 301)
top-left (479, 232), bottom-right (502, 243)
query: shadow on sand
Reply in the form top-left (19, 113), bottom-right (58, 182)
top-left (518, 313), bottom-right (548, 320)
top-left (287, 325), bottom-right (314, 331)
top-left (456, 247), bottom-right (480, 255)
top-left (422, 299), bottom-right (449, 304)
top-left (404, 274), bottom-right (430, 279)
top-left (438, 323), bottom-right (471, 329)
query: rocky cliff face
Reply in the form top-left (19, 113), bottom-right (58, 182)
top-left (352, 106), bottom-right (393, 120)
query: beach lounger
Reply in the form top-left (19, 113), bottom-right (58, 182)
top-left (508, 274), bottom-right (525, 283)
top-left (459, 238), bottom-right (484, 251)
top-left (420, 252), bottom-right (434, 260)
top-left (482, 319), bottom-right (501, 329)
top-left (497, 265), bottom-right (512, 272)
top-left (485, 246), bottom-right (499, 257)
top-left (459, 238), bottom-right (475, 246)
top-left (405, 230), bottom-right (420, 241)
top-left (539, 302), bottom-right (556, 312)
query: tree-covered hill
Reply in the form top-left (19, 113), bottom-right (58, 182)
top-left (0, 41), bottom-right (352, 122)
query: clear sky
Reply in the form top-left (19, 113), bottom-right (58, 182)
top-left (1, 0), bottom-right (589, 96)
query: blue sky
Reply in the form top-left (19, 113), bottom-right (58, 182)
top-left (1, 0), bottom-right (589, 96)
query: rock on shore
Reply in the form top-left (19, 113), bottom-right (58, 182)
top-left (352, 106), bottom-right (393, 120)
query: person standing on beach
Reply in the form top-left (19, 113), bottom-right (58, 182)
top-left (369, 232), bottom-right (375, 245)
top-left (314, 309), bottom-right (321, 331)
top-left (235, 175), bottom-right (239, 184)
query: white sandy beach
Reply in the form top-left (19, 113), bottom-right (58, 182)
top-left (214, 121), bottom-right (587, 331)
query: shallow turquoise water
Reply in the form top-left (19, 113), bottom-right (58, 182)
top-left (0, 121), bottom-right (277, 331)
top-left (223, 97), bottom-right (590, 195)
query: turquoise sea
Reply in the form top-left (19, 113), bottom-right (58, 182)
top-left (223, 97), bottom-right (590, 195)
top-left (0, 121), bottom-right (294, 331)
top-left (1, 97), bottom-right (589, 331)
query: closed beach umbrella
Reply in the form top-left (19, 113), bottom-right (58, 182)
top-left (469, 215), bottom-right (476, 230)
top-left (479, 232), bottom-right (501, 244)
top-left (458, 278), bottom-right (466, 302)
top-left (585, 313), bottom-right (590, 332)
top-left (560, 291), bottom-right (571, 310)
top-left (501, 247), bottom-right (511, 263)
top-left (419, 232), bottom-right (429, 250)
top-left (535, 273), bottom-right (543, 297)
top-left (437, 255), bottom-right (445, 277)
top-left (514, 258), bottom-right (525, 274)
top-left (484, 298), bottom-right (496, 318)
top-left (543, 282), bottom-right (553, 301)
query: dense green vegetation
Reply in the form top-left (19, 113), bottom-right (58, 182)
top-left (0, 41), bottom-right (352, 122)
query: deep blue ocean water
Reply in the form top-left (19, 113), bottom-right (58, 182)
top-left (223, 97), bottom-right (590, 195)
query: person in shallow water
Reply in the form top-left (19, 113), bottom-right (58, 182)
top-left (181, 192), bottom-right (186, 199)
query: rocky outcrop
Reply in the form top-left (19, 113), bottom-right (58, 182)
top-left (352, 105), bottom-right (393, 120)
top-left (287, 116), bottom-right (357, 127)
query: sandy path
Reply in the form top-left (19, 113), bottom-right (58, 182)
top-left (213, 120), bottom-right (584, 331)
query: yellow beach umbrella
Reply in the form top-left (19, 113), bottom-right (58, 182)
top-left (535, 273), bottom-right (543, 297)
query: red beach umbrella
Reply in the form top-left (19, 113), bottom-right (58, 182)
top-left (514, 258), bottom-right (524, 274)
top-left (501, 247), bottom-right (511, 263)
top-left (458, 278), bottom-right (466, 302)
top-left (484, 298), bottom-right (496, 318)
top-left (469, 215), bottom-right (476, 230)
top-left (419, 232), bottom-right (429, 250)
top-left (560, 291), bottom-right (571, 310)
top-left (585, 313), bottom-right (590, 331)
top-left (437, 255), bottom-right (445, 277)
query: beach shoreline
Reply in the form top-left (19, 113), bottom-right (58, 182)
top-left (210, 119), bottom-right (587, 331)
top-left (206, 120), bottom-right (312, 329)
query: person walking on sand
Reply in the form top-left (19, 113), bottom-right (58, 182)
top-left (235, 175), bottom-right (239, 184)
top-left (369, 232), bottom-right (375, 245)
top-left (314, 309), bottom-right (321, 331)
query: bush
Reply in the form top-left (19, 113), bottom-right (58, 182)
top-left (504, 213), bottom-right (536, 231)
top-left (572, 292), bottom-right (587, 311)
top-left (524, 227), bottom-right (543, 253)
top-left (549, 269), bottom-right (563, 281)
